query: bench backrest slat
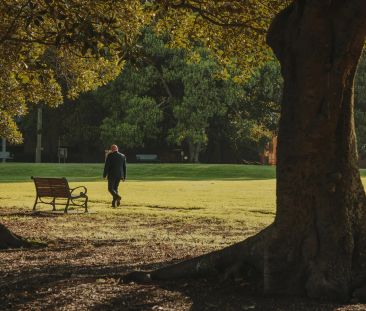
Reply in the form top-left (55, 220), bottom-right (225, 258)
top-left (32, 177), bottom-right (70, 198)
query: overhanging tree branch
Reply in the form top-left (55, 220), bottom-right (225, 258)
top-left (161, 0), bottom-right (267, 33)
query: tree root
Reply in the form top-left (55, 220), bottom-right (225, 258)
top-left (123, 226), bottom-right (271, 286)
top-left (0, 223), bottom-right (45, 250)
top-left (124, 221), bottom-right (366, 303)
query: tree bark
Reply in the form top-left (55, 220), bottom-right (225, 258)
top-left (188, 139), bottom-right (202, 163)
top-left (265, 0), bottom-right (366, 301)
top-left (193, 142), bottom-right (201, 163)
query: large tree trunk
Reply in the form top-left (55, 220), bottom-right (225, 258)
top-left (265, 0), bottom-right (366, 300)
top-left (125, 0), bottom-right (366, 302)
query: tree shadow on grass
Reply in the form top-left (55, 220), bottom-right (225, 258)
top-left (90, 276), bottom-right (345, 311)
top-left (0, 253), bottom-right (350, 311)
top-left (0, 262), bottom-right (130, 310)
top-left (88, 259), bottom-right (349, 311)
top-left (146, 205), bottom-right (203, 212)
top-left (0, 210), bottom-right (90, 218)
top-left (0, 211), bottom-right (60, 218)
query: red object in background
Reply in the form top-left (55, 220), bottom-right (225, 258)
top-left (259, 136), bottom-right (277, 165)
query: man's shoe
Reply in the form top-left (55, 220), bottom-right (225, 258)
top-left (111, 200), bottom-right (116, 208)
top-left (115, 194), bottom-right (121, 207)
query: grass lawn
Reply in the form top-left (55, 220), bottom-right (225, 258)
top-left (0, 163), bottom-right (363, 310)
top-left (0, 163), bottom-right (276, 247)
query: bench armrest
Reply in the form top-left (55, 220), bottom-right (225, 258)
top-left (70, 186), bottom-right (88, 195)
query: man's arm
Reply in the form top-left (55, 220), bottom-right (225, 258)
top-left (122, 156), bottom-right (127, 180)
top-left (103, 155), bottom-right (110, 178)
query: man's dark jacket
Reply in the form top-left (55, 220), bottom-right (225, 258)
top-left (103, 151), bottom-right (127, 179)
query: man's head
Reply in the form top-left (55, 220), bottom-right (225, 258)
top-left (111, 144), bottom-right (118, 152)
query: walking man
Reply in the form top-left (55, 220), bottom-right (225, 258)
top-left (103, 144), bottom-right (127, 207)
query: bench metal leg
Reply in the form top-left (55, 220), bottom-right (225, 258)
top-left (84, 196), bottom-right (88, 213)
top-left (32, 196), bottom-right (39, 211)
top-left (52, 198), bottom-right (56, 211)
top-left (64, 198), bottom-right (70, 213)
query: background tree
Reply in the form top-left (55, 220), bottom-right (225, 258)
top-left (99, 30), bottom-right (174, 151)
top-left (226, 60), bottom-right (281, 162)
top-left (96, 30), bottom-right (273, 163)
top-left (167, 49), bottom-right (231, 162)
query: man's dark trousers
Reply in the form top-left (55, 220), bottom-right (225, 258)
top-left (108, 177), bottom-right (121, 203)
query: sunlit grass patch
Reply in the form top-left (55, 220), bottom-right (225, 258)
top-left (0, 178), bottom-right (276, 248)
top-left (5, 166), bottom-right (365, 250)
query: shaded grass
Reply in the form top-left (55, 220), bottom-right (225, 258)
top-left (0, 163), bottom-right (276, 182)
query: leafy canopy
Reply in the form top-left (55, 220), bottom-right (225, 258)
top-left (0, 0), bottom-right (285, 143)
top-left (0, 0), bottom-right (149, 143)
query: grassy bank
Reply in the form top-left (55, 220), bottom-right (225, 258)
top-left (0, 163), bottom-right (276, 182)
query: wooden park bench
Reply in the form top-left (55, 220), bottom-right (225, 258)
top-left (31, 177), bottom-right (88, 213)
top-left (136, 154), bottom-right (159, 162)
